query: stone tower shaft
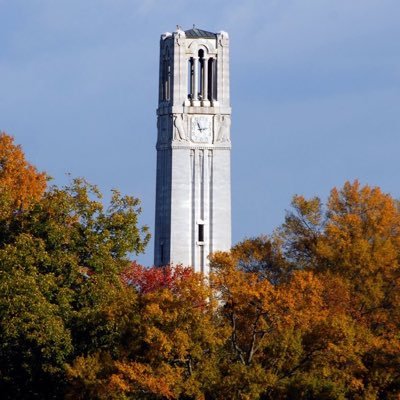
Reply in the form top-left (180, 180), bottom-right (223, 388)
top-left (154, 27), bottom-right (231, 274)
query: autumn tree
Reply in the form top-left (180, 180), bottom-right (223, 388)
top-left (0, 135), bottom-right (150, 399)
top-left (64, 180), bottom-right (400, 400)
top-left (209, 252), bottom-right (363, 400)
top-left (2, 136), bottom-right (399, 400)
top-left (231, 235), bottom-right (290, 284)
top-left (206, 181), bottom-right (400, 399)
top-left (0, 133), bottom-right (47, 245)
top-left (0, 133), bottom-right (46, 213)
top-left (67, 263), bottom-right (227, 400)
top-left (279, 181), bottom-right (400, 398)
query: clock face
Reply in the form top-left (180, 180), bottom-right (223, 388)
top-left (191, 116), bottom-right (211, 143)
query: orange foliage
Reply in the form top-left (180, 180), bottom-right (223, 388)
top-left (0, 133), bottom-right (47, 217)
top-left (111, 263), bottom-right (224, 399)
top-left (111, 362), bottom-right (177, 399)
top-left (65, 181), bottom-right (400, 399)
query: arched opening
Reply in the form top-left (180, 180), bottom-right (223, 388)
top-left (161, 49), bottom-right (171, 102)
top-left (187, 49), bottom-right (217, 104)
top-left (166, 63), bottom-right (171, 101)
top-left (187, 57), bottom-right (194, 100)
top-left (207, 58), bottom-right (212, 101)
top-left (207, 58), bottom-right (217, 101)
top-left (198, 49), bottom-right (205, 100)
top-left (161, 58), bottom-right (166, 101)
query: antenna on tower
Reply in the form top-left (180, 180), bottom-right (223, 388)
top-left (193, 24), bottom-right (196, 29)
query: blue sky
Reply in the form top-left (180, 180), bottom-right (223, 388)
top-left (1, 0), bottom-right (400, 266)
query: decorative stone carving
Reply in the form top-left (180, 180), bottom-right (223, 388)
top-left (175, 26), bottom-right (186, 46)
top-left (173, 114), bottom-right (188, 141)
top-left (218, 31), bottom-right (229, 47)
top-left (214, 115), bottom-right (231, 143)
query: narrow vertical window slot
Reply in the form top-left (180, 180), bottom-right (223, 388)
top-left (160, 243), bottom-right (164, 264)
top-left (198, 223), bottom-right (204, 243)
top-left (162, 59), bottom-right (166, 100)
top-left (167, 64), bottom-right (171, 100)
top-left (159, 59), bottom-right (164, 102)
top-left (162, 49), bottom-right (170, 102)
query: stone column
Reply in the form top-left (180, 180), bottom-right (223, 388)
top-left (193, 57), bottom-right (200, 106)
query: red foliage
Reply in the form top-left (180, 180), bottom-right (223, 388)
top-left (121, 262), bottom-right (194, 294)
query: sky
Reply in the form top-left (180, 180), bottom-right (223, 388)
top-left (1, 0), bottom-right (400, 266)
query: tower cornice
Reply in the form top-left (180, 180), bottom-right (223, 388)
top-left (156, 143), bottom-right (231, 151)
top-left (157, 105), bottom-right (232, 115)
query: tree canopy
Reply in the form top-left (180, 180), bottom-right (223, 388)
top-left (0, 133), bottom-right (150, 399)
top-left (0, 133), bottom-right (399, 399)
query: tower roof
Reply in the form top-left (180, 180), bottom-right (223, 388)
top-left (185, 28), bottom-right (217, 39)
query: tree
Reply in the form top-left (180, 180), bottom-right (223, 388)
top-left (0, 135), bottom-right (150, 399)
top-left (0, 133), bottom-right (46, 211)
top-left (67, 264), bottom-right (227, 400)
top-left (207, 181), bottom-right (400, 399)
top-left (2, 136), bottom-right (399, 399)
top-left (278, 181), bottom-right (400, 398)
top-left (0, 133), bottom-right (47, 241)
top-left (66, 181), bottom-right (400, 400)
top-left (121, 261), bottom-right (194, 294)
top-left (231, 235), bottom-right (290, 284)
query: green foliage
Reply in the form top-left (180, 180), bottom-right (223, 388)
top-left (0, 163), bottom-right (149, 398)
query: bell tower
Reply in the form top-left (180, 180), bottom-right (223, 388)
top-left (154, 27), bottom-right (231, 274)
